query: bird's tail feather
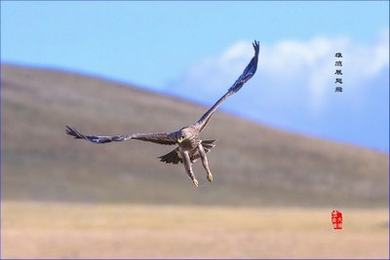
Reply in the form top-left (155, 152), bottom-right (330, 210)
top-left (158, 139), bottom-right (216, 164)
top-left (201, 139), bottom-right (216, 150)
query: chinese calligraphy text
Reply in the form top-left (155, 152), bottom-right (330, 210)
top-left (334, 52), bottom-right (343, 92)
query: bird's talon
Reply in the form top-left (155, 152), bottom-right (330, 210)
top-left (193, 179), bottom-right (199, 188)
top-left (207, 174), bottom-right (213, 182)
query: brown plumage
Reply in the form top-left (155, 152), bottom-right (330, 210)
top-left (66, 41), bottom-right (260, 187)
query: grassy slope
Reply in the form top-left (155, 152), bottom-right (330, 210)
top-left (1, 64), bottom-right (388, 207)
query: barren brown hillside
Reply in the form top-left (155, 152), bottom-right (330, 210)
top-left (1, 64), bottom-right (388, 207)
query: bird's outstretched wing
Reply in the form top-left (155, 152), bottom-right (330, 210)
top-left (66, 125), bottom-right (177, 145)
top-left (195, 40), bottom-right (259, 132)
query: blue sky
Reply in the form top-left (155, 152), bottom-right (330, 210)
top-left (1, 1), bottom-right (389, 151)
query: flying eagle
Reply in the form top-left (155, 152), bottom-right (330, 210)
top-left (66, 41), bottom-right (260, 187)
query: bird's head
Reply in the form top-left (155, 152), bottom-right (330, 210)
top-left (177, 128), bottom-right (192, 144)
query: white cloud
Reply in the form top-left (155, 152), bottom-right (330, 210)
top-left (173, 30), bottom-right (389, 111)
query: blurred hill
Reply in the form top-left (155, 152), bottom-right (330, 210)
top-left (1, 64), bottom-right (388, 207)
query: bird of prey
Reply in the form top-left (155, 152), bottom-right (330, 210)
top-left (66, 41), bottom-right (260, 187)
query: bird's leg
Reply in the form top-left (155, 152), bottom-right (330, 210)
top-left (181, 150), bottom-right (198, 187)
top-left (198, 143), bottom-right (213, 182)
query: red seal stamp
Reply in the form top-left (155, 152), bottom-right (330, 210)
top-left (331, 210), bottom-right (343, 230)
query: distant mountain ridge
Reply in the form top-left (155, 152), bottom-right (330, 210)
top-left (1, 64), bottom-right (388, 207)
